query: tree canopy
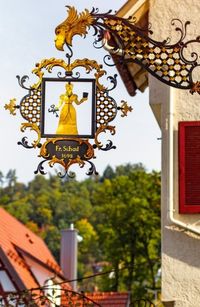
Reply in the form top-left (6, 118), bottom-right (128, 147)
top-left (0, 164), bottom-right (161, 300)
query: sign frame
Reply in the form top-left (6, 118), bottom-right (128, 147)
top-left (40, 77), bottom-right (96, 139)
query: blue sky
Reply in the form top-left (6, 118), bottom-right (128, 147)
top-left (0, 0), bottom-right (161, 183)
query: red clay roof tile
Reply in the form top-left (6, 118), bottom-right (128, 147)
top-left (61, 291), bottom-right (129, 307)
top-left (86, 292), bottom-right (129, 306)
top-left (0, 207), bottom-right (61, 289)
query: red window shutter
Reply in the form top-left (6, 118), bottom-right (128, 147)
top-left (179, 121), bottom-right (200, 213)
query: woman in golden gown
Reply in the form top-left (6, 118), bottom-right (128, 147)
top-left (56, 82), bottom-right (87, 135)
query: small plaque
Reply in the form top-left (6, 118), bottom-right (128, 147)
top-left (40, 138), bottom-right (94, 165)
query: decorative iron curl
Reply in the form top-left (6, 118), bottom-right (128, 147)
top-left (179, 37), bottom-right (200, 64)
top-left (34, 160), bottom-right (47, 175)
top-left (16, 75), bottom-right (32, 90)
top-left (91, 7), bottom-right (112, 15)
top-left (86, 161), bottom-right (99, 176)
top-left (71, 71), bottom-right (81, 79)
top-left (65, 44), bottom-right (73, 65)
top-left (58, 169), bottom-right (76, 179)
top-left (56, 159), bottom-right (99, 178)
top-left (35, 157), bottom-right (99, 179)
top-left (18, 137), bottom-right (34, 149)
top-left (94, 125), bottom-right (116, 151)
top-left (103, 54), bottom-right (116, 67)
top-left (107, 74), bottom-right (118, 91)
top-left (100, 139), bottom-right (116, 151)
top-left (171, 19), bottom-right (190, 43)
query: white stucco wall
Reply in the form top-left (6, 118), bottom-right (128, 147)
top-left (149, 1), bottom-right (200, 306)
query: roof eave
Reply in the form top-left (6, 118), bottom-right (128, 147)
top-left (110, 0), bottom-right (149, 96)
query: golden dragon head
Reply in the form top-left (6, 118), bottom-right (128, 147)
top-left (55, 6), bottom-right (94, 50)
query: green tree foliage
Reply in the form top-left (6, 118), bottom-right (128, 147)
top-left (75, 219), bottom-right (99, 291)
top-left (91, 165), bottom-right (161, 297)
top-left (0, 164), bottom-right (161, 299)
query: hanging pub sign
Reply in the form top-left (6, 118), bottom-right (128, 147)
top-left (5, 49), bottom-right (132, 178)
top-left (6, 5), bottom-right (200, 178)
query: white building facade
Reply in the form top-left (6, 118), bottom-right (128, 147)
top-left (149, 1), bottom-right (200, 306)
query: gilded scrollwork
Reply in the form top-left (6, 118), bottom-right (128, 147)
top-left (49, 155), bottom-right (85, 170)
top-left (94, 125), bottom-right (116, 150)
top-left (20, 123), bottom-right (41, 148)
top-left (4, 99), bottom-right (17, 116)
top-left (70, 59), bottom-right (106, 91)
top-left (32, 58), bottom-right (69, 89)
top-left (119, 100), bottom-right (133, 117)
top-left (31, 57), bottom-right (106, 91)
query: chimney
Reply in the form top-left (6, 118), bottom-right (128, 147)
top-left (60, 224), bottom-right (78, 291)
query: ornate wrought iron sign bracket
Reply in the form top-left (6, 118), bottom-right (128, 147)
top-left (55, 6), bottom-right (200, 94)
top-left (5, 5), bottom-right (200, 178)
